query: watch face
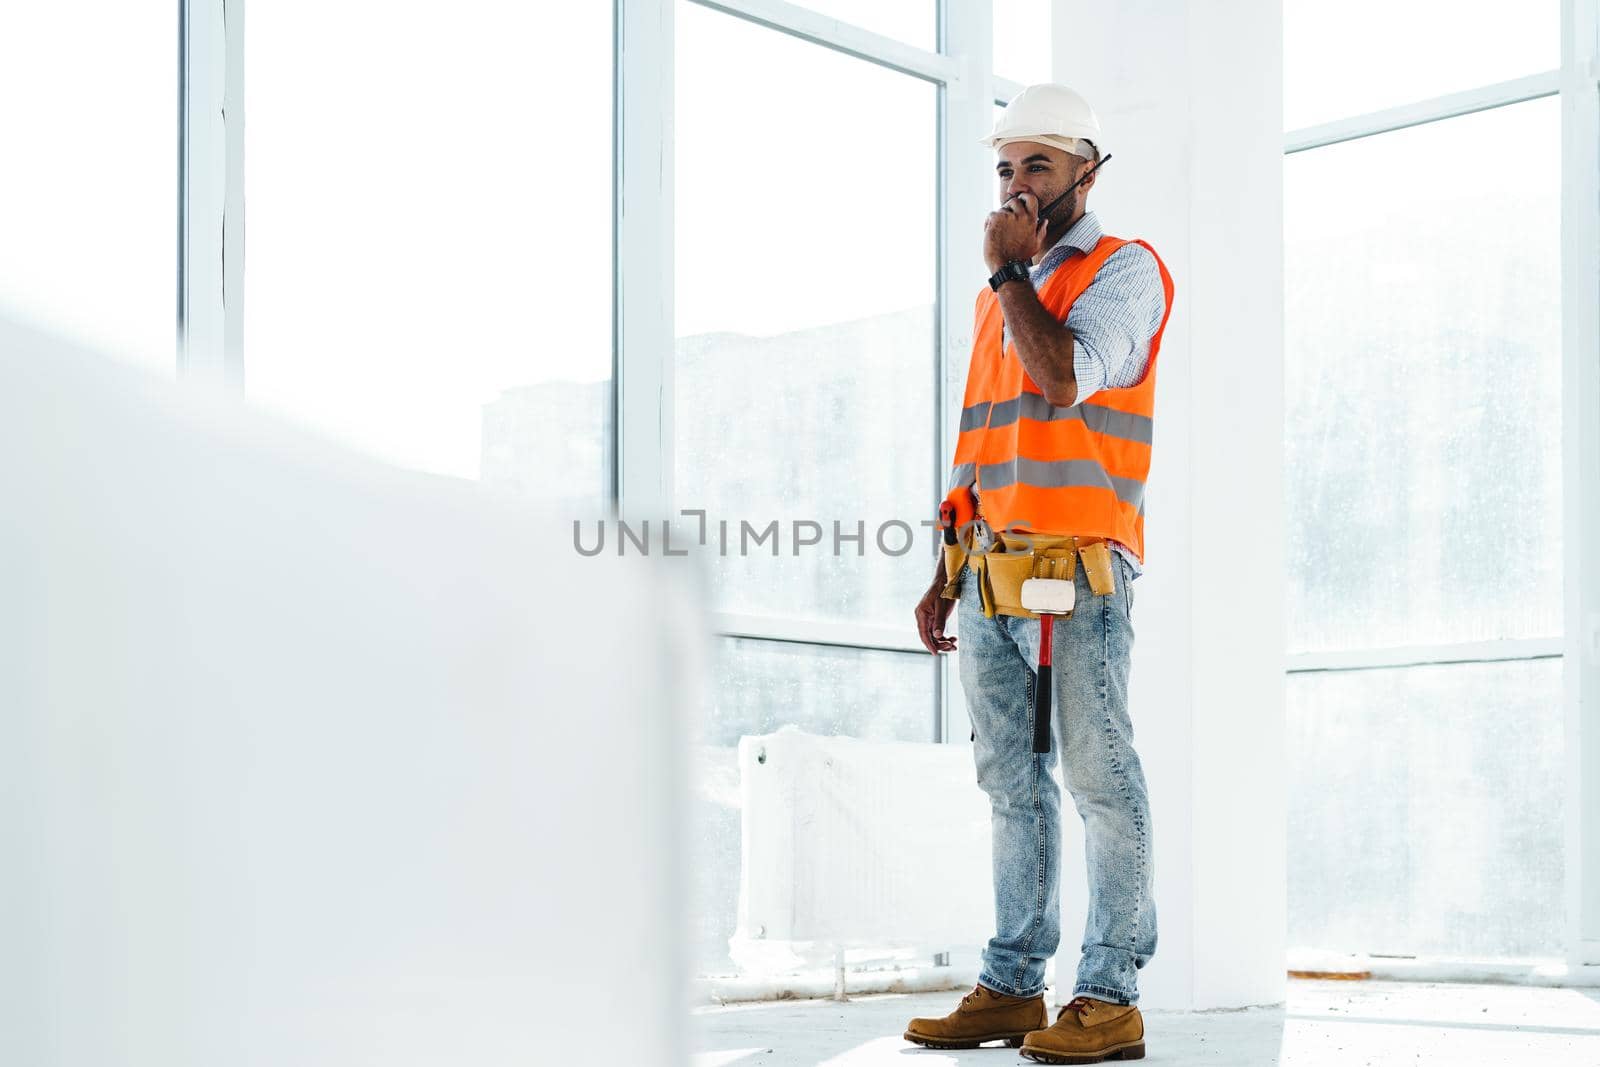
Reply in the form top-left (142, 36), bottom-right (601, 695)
top-left (993, 261), bottom-right (1029, 288)
top-left (993, 262), bottom-right (1026, 284)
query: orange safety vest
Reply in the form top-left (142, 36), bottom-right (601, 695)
top-left (943, 234), bottom-right (1174, 563)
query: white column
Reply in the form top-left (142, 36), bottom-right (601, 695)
top-left (1058, 0), bottom-right (1288, 1009)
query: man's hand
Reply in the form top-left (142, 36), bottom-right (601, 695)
top-left (984, 191), bottom-right (1051, 273)
top-left (914, 580), bottom-right (958, 655)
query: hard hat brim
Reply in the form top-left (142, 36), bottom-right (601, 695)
top-left (981, 132), bottom-right (1102, 158)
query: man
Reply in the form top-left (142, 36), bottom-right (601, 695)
top-left (905, 83), bottom-right (1173, 1064)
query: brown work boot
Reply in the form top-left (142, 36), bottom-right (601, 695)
top-left (1019, 994), bottom-right (1145, 1063)
top-left (902, 982), bottom-right (1049, 1050)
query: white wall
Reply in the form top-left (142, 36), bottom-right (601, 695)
top-left (0, 315), bottom-right (704, 1064)
top-left (1057, 0), bottom-right (1288, 1010)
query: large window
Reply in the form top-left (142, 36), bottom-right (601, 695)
top-left (0, 3), bottom-right (177, 372)
top-left (1284, 8), bottom-right (1565, 960)
top-left (243, 2), bottom-right (613, 512)
top-left (675, 0), bottom-right (943, 979)
top-left (674, 1), bottom-right (938, 630)
top-left (1285, 98), bottom-right (1562, 653)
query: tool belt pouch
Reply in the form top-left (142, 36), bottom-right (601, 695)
top-left (984, 549), bottom-right (1042, 619)
top-left (1077, 540), bottom-right (1117, 597)
top-left (939, 541), bottom-right (968, 601)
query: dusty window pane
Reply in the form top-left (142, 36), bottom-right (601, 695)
top-left (1287, 659), bottom-right (1564, 959)
top-left (675, 3), bottom-right (939, 628)
top-left (1284, 97), bottom-right (1560, 654)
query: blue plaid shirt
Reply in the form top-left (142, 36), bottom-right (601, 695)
top-left (977, 210), bottom-right (1167, 580)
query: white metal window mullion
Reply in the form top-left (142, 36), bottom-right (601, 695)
top-left (615, 0), bottom-right (674, 522)
top-left (933, 6), bottom-right (990, 985)
top-left (714, 613), bottom-right (925, 654)
top-left (1561, 0), bottom-right (1600, 973)
top-left (1284, 70), bottom-right (1560, 153)
top-left (1286, 638), bottom-right (1564, 674)
top-left (689, 0), bottom-right (958, 83)
top-left (614, 9), bottom-right (692, 1025)
top-left (178, 0), bottom-right (244, 387)
top-left (938, 0), bottom-right (994, 746)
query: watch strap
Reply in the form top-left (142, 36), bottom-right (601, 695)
top-left (988, 259), bottom-right (1032, 291)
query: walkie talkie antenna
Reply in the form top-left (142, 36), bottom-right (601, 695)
top-left (1030, 153), bottom-right (1113, 223)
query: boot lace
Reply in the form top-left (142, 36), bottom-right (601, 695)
top-left (1057, 995), bottom-right (1098, 1023)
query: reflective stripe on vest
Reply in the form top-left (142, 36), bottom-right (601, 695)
top-left (942, 233), bottom-right (1174, 562)
top-left (959, 395), bottom-right (1154, 443)
top-left (948, 456), bottom-right (1142, 506)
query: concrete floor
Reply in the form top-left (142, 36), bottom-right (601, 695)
top-left (692, 978), bottom-right (1600, 1066)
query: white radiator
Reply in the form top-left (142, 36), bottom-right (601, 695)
top-left (730, 726), bottom-right (993, 975)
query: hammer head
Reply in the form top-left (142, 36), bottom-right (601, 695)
top-left (1020, 577), bottom-right (1076, 615)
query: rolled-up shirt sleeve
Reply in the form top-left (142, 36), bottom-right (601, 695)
top-left (1063, 243), bottom-right (1167, 406)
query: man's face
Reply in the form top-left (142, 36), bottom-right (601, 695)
top-left (995, 140), bottom-right (1091, 225)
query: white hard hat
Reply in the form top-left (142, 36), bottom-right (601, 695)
top-left (981, 82), bottom-right (1103, 159)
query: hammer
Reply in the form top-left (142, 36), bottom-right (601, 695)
top-left (1021, 565), bottom-right (1076, 754)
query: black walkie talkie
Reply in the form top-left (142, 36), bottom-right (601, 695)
top-left (1027, 153), bottom-right (1113, 223)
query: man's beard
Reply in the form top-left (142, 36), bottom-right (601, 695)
top-left (1041, 190), bottom-right (1077, 231)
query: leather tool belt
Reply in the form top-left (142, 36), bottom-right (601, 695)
top-left (940, 527), bottom-right (1119, 620)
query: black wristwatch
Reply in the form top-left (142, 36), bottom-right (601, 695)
top-left (988, 259), bottom-right (1032, 291)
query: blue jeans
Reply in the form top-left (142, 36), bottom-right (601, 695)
top-left (956, 552), bottom-right (1156, 1005)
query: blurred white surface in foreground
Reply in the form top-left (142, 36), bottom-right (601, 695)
top-left (0, 314), bottom-right (704, 1066)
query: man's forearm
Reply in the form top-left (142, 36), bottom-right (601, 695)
top-left (995, 279), bottom-right (1077, 406)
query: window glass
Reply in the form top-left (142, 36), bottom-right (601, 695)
top-left (244, 1), bottom-right (613, 513)
top-left (0, 3), bottom-right (176, 372)
top-left (1287, 658), bottom-right (1564, 958)
top-left (1285, 0), bottom-right (1558, 129)
top-left (1284, 97), bottom-right (1560, 654)
top-left (675, 2), bottom-right (939, 628)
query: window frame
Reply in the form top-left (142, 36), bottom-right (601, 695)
top-left (1280, 0), bottom-right (1600, 970)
